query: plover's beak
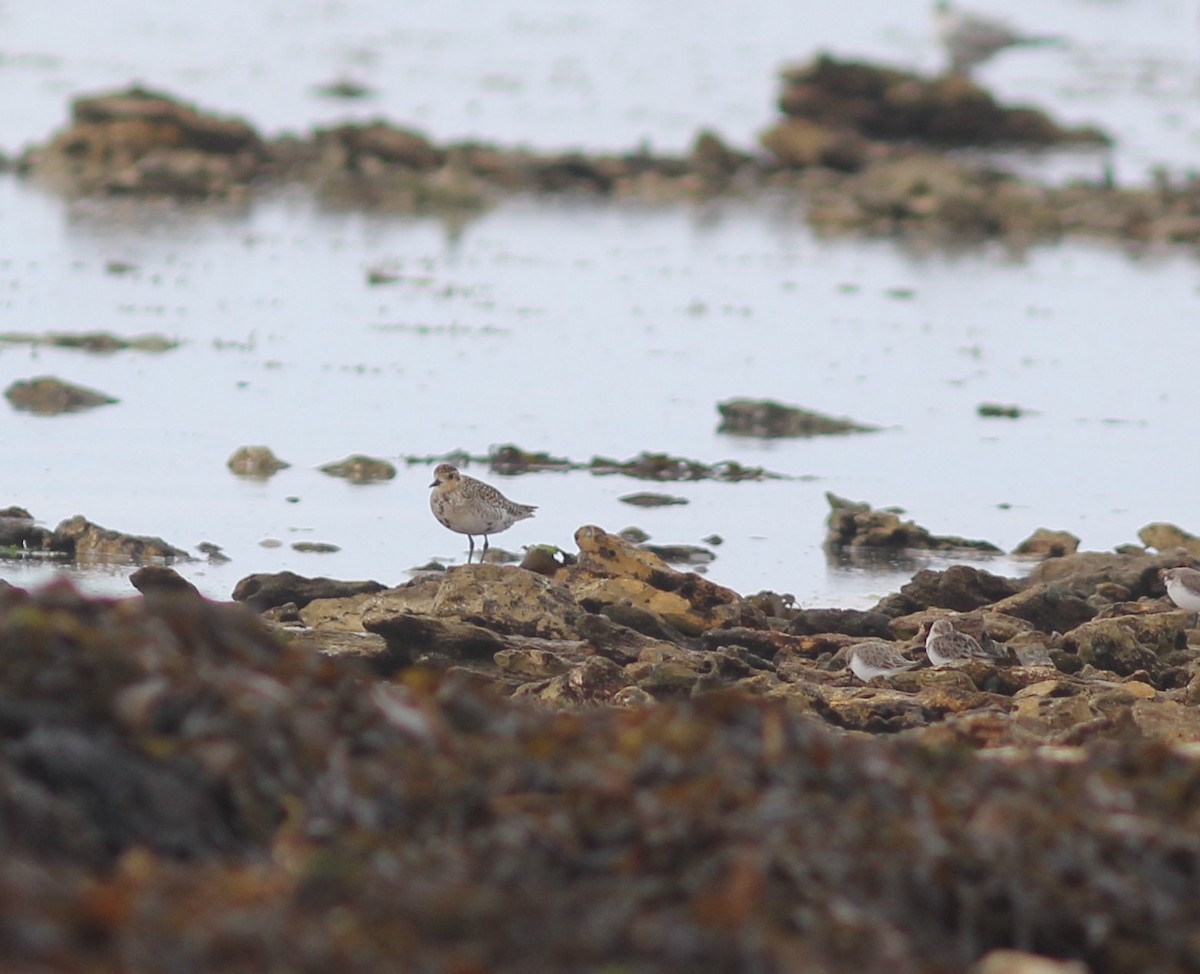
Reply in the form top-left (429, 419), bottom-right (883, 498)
top-left (429, 479), bottom-right (438, 488)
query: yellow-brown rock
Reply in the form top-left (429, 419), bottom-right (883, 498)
top-left (1012, 528), bottom-right (1081, 558)
top-left (1064, 614), bottom-right (1185, 675)
top-left (299, 592), bottom-right (377, 632)
top-left (1138, 522), bottom-right (1200, 558)
top-left (1014, 692), bottom-right (1096, 741)
top-left (562, 525), bottom-right (766, 636)
top-left (363, 564), bottom-right (587, 640)
top-left (1128, 699), bottom-right (1200, 744)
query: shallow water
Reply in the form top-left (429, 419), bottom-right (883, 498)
top-left (1, 0), bottom-right (1199, 607)
top-left (1, 175), bottom-right (1198, 606)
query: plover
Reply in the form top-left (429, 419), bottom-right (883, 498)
top-left (1163, 567), bottom-right (1200, 625)
top-left (429, 462), bottom-right (536, 564)
top-left (846, 641), bottom-right (921, 681)
top-left (935, 0), bottom-right (1064, 74)
top-left (925, 618), bottom-right (1007, 667)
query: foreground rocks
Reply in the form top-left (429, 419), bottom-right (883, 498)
top-left (246, 525), bottom-right (1200, 736)
top-left (3, 534), bottom-right (1200, 972)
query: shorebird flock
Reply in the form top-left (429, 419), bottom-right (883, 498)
top-left (841, 617), bottom-right (1015, 682)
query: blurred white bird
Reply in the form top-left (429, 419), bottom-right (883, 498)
top-left (935, 0), bottom-right (1066, 74)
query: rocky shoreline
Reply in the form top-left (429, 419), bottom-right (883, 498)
top-left (7, 47), bottom-right (1200, 974)
top-left (1, 509), bottom-right (1200, 971)
top-left (11, 54), bottom-right (1200, 249)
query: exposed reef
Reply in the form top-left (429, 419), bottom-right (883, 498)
top-left (15, 61), bottom-right (1200, 249)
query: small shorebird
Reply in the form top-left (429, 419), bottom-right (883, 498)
top-left (428, 462), bottom-right (536, 564)
top-left (1163, 567), bottom-right (1200, 625)
top-left (925, 618), bottom-right (1007, 667)
top-left (935, 0), bottom-right (1065, 74)
top-left (845, 641), bottom-right (921, 681)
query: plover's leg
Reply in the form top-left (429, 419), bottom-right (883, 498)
top-left (482, 535), bottom-right (490, 558)
top-left (467, 535), bottom-right (475, 564)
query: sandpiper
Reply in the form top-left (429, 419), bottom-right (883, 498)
top-left (935, 0), bottom-right (1064, 74)
top-left (428, 463), bottom-right (536, 564)
top-left (845, 641), bottom-right (921, 682)
top-left (925, 618), bottom-right (1007, 667)
top-left (1163, 567), bottom-right (1200, 625)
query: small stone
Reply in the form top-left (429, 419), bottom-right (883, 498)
top-left (5, 376), bottom-right (118, 415)
top-left (227, 446), bottom-right (290, 478)
top-left (318, 454), bottom-right (396, 484)
top-left (977, 402), bottom-right (1030, 418)
top-left (619, 493), bottom-right (688, 508)
top-left (291, 542), bottom-right (340, 554)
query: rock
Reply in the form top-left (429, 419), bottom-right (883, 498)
top-left (291, 542), bottom-right (340, 554)
top-left (297, 592), bottom-right (381, 633)
top-left (786, 608), bottom-right (894, 639)
top-left (589, 452), bottom-right (770, 482)
top-left (494, 648), bottom-right (575, 680)
top-left (563, 525), bottom-right (767, 636)
top-left (758, 117), bottom-right (870, 171)
top-left (701, 627), bottom-right (825, 663)
top-left (1139, 522), bottom-right (1200, 558)
top-left (895, 566), bottom-right (1021, 613)
top-left (598, 602), bottom-right (690, 645)
top-left (1127, 699), bottom-right (1200, 745)
top-left (227, 446), bottom-right (291, 478)
top-left (634, 660), bottom-right (704, 700)
top-left (824, 492), bottom-right (1002, 552)
top-left (361, 612), bottom-right (507, 668)
top-left (689, 129), bottom-right (748, 183)
top-left (969, 950), bottom-right (1092, 974)
top-left (318, 454), bottom-right (397, 483)
top-left (52, 516), bottom-right (188, 563)
top-left (0, 331), bottom-right (178, 353)
top-left (518, 545), bottom-right (573, 576)
top-left (0, 510), bottom-right (53, 550)
top-left (1025, 550), bottom-right (1181, 601)
top-left (717, 399), bottom-right (877, 438)
top-left (363, 565), bottom-right (588, 641)
top-left (1062, 615), bottom-right (1184, 680)
top-left (326, 122), bottom-right (445, 170)
top-left (513, 656), bottom-right (631, 706)
top-left (619, 492), bottom-right (688, 507)
top-left (129, 566), bottom-right (201, 598)
top-left (2, 572), bottom-right (1200, 971)
top-left (977, 403), bottom-right (1031, 419)
top-left (638, 544), bottom-right (715, 566)
top-left (774, 55), bottom-right (1109, 148)
top-left (313, 78), bottom-right (374, 101)
top-left (1012, 528), bottom-right (1081, 558)
top-left (71, 88), bottom-right (261, 153)
top-left (20, 86), bottom-right (265, 197)
top-left (196, 542), bottom-right (230, 564)
top-left (5, 376), bottom-right (117, 415)
top-left (231, 571), bottom-right (385, 612)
